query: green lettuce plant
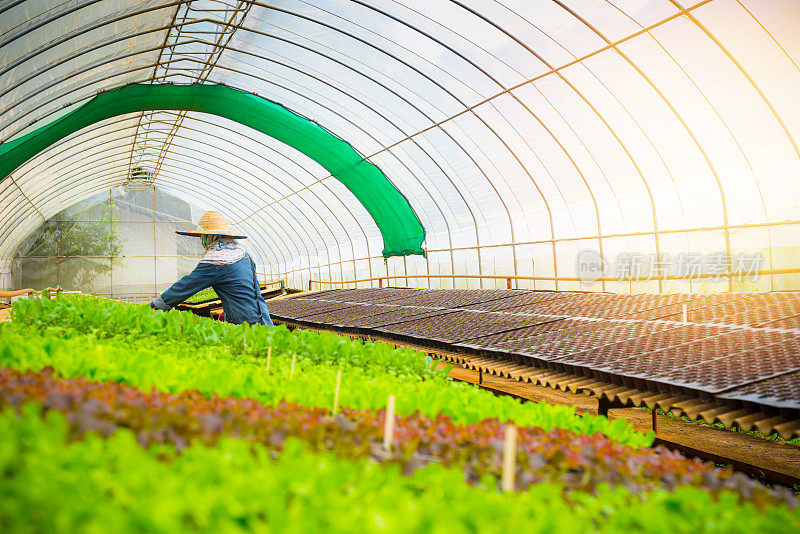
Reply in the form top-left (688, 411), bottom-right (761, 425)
top-left (4, 296), bottom-right (653, 446)
top-left (0, 405), bottom-right (796, 534)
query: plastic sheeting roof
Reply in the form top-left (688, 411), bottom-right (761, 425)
top-left (1, 0), bottom-right (799, 291)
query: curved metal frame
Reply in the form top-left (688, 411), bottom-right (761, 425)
top-left (2, 0), bottom-right (799, 293)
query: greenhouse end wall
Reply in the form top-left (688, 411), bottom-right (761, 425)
top-left (9, 186), bottom-right (266, 301)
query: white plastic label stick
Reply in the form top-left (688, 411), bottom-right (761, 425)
top-left (502, 424), bottom-right (517, 492)
top-left (383, 394), bottom-right (395, 451)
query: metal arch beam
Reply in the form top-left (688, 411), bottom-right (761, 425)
top-left (4, 27), bottom-right (405, 150)
top-left (0, 0), bottom-right (712, 239)
top-left (193, 50), bottom-right (407, 151)
top-left (4, 174), bottom-right (44, 222)
top-left (213, 6), bottom-right (515, 282)
top-left (154, 149), bottom-right (326, 277)
top-left (10, 131), bottom-right (340, 279)
top-left (302, 0), bottom-right (602, 272)
top-left (148, 129), bottom-right (340, 280)
top-left (736, 0), bottom-right (800, 76)
top-left (22, 109), bottom-right (375, 283)
top-left (204, 50), bottom-right (445, 228)
top-left (551, 0), bottom-right (731, 291)
top-left (250, 1), bottom-right (660, 288)
top-left (253, 53), bottom-right (508, 289)
top-left (0, 0), bottom-right (536, 239)
top-left (372, 4), bottom-right (580, 284)
top-left (176, 66), bottom-right (454, 286)
top-left (332, 0), bottom-right (567, 284)
top-left (1, 45), bottom-right (206, 141)
top-left (672, 0), bottom-right (800, 162)
top-left (0, 83), bottom-right (426, 258)
top-left (165, 115), bottom-right (360, 276)
top-left (1, 62), bottom-right (379, 282)
top-left (0, 18), bottom-right (180, 103)
top-left (3, 5), bottom-right (595, 281)
top-left (136, 1), bottom-right (253, 186)
top-left (3, 0), bottom-right (784, 288)
top-left (604, 0), bottom-right (772, 288)
top-left (9, 105), bottom-right (366, 263)
top-left (0, 0), bottom-right (32, 17)
top-left (670, 0), bottom-right (800, 293)
top-left (0, 0), bottom-right (179, 51)
top-left (386, 2), bottom-right (738, 291)
top-left (1, 47), bottom-right (427, 269)
top-left (452, 0), bottom-right (665, 291)
top-left (5, 110), bottom-right (372, 283)
top-left (340, 0), bottom-right (716, 160)
top-left (9, 15), bottom-right (447, 144)
top-left (713, 0), bottom-right (800, 291)
top-left (9, 150), bottom-right (288, 277)
top-left (169, 113), bottom-right (374, 283)
top-left (460, 3), bottom-right (635, 281)
top-left (6, 122), bottom-right (367, 282)
top-left (188, 43), bottom-right (484, 274)
top-left (450, 0), bottom-right (710, 292)
top-left (212, 49), bottom-right (470, 281)
top-left (0, 189), bottom-right (33, 238)
top-left (324, 0), bottom-right (711, 268)
top-left (247, 2), bottom-right (556, 285)
top-left (512, 27), bottom-right (682, 228)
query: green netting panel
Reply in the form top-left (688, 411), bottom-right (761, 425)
top-left (0, 83), bottom-right (425, 258)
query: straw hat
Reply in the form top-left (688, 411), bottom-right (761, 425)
top-left (175, 210), bottom-right (247, 239)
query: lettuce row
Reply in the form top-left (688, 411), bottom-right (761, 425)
top-left (0, 405), bottom-right (797, 534)
top-left (11, 294), bottom-right (441, 380)
top-left (0, 320), bottom-right (652, 447)
top-left (3, 366), bottom-right (785, 503)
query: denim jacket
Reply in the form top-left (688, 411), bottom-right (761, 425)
top-left (152, 255), bottom-right (274, 326)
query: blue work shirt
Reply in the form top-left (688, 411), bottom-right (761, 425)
top-left (152, 255), bottom-right (274, 326)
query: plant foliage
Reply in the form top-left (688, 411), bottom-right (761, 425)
top-left (0, 367), bottom-right (791, 505)
top-left (4, 295), bottom-right (652, 446)
top-left (1, 405), bottom-right (798, 534)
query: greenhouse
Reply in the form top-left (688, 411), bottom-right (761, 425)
top-left (1, 1), bottom-right (800, 532)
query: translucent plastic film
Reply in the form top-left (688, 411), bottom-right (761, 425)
top-left (1, 0), bottom-right (799, 293)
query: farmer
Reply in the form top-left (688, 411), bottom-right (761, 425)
top-left (149, 210), bottom-right (274, 326)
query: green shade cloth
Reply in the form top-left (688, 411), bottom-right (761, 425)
top-left (0, 83), bottom-right (425, 258)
